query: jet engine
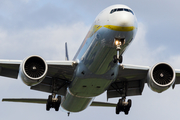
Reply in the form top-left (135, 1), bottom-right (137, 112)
top-left (20, 55), bottom-right (48, 86)
top-left (147, 63), bottom-right (175, 93)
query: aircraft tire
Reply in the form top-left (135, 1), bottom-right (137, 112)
top-left (127, 99), bottom-right (132, 108)
top-left (116, 99), bottom-right (123, 114)
top-left (113, 55), bottom-right (117, 63)
top-left (46, 103), bottom-right (50, 111)
top-left (46, 95), bottom-right (53, 111)
top-left (124, 110), bottom-right (129, 115)
top-left (55, 96), bottom-right (61, 111)
top-left (119, 56), bottom-right (123, 63)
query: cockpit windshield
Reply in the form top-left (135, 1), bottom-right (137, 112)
top-left (110, 8), bottom-right (134, 15)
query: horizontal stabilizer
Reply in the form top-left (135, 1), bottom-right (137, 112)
top-left (2, 98), bottom-right (47, 104)
top-left (90, 101), bottom-right (116, 107)
top-left (2, 98), bottom-right (116, 107)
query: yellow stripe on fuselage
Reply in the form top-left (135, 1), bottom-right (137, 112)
top-left (104, 25), bottom-right (135, 31)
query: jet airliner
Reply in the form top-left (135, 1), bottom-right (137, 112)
top-left (2, 4), bottom-right (180, 115)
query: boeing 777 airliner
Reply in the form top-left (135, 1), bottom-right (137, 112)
top-left (1, 4), bottom-right (180, 115)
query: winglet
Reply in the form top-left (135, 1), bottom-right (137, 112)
top-left (65, 42), bottom-right (69, 61)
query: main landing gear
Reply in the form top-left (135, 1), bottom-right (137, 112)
top-left (114, 81), bottom-right (132, 115)
top-left (46, 95), bottom-right (61, 111)
top-left (116, 97), bottom-right (132, 115)
top-left (46, 94), bottom-right (61, 111)
top-left (46, 79), bottom-right (61, 111)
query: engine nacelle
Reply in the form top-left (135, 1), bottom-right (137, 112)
top-left (20, 55), bottom-right (48, 86)
top-left (147, 63), bottom-right (175, 93)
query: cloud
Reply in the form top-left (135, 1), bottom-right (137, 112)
top-left (0, 0), bottom-right (84, 31)
top-left (124, 22), bottom-right (167, 66)
top-left (0, 22), bottom-right (90, 60)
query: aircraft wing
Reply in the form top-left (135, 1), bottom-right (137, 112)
top-left (107, 64), bottom-right (180, 99)
top-left (0, 59), bottom-right (77, 96)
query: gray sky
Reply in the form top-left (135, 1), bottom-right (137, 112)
top-left (0, 0), bottom-right (180, 120)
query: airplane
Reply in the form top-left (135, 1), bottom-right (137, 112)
top-left (1, 4), bottom-right (180, 115)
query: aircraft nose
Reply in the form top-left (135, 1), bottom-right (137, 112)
top-left (106, 12), bottom-right (136, 31)
top-left (118, 13), bottom-right (134, 27)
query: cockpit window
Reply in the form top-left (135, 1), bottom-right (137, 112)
top-left (117, 8), bottom-right (123, 11)
top-left (110, 8), bottom-right (134, 15)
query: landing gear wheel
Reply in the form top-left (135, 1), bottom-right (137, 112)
top-left (124, 110), bottom-right (129, 115)
top-left (116, 98), bottom-right (132, 115)
top-left (46, 95), bottom-right (61, 111)
top-left (55, 96), bottom-right (61, 111)
top-left (46, 95), bottom-right (52, 111)
top-left (55, 102), bottom-right (60, 111)
top-left (127, 99), bottom-right (132, 108)
top-left (113, 55), bottom-right (117, 63)
top-left (113, 55), bottom-right (123, 63)
top-left (124, 99), bottom-right (132, 115)
top-left (119, 55), bottom-right (123, 63)
top-left (116, 99), bottom-right (123, 114)
top-left (46, 103), bottom-right (50, 111)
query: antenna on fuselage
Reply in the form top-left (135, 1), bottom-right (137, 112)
top-left (65, 42), bottom-right (69, 61)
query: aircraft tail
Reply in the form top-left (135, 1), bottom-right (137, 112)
top-left (65, 42), bottom-right (69, 61)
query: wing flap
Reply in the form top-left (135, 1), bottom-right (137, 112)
top-left (31, 77), bottom-right (67, 96)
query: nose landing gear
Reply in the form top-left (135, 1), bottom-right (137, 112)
top-left (113, 38), bottom-right (125, 63)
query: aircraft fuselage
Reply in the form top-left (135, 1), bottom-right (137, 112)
top-left (61, 4), bottom-right (138, 112)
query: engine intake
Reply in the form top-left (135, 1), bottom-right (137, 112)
top-left (152, 64), bottom-right (173, 85)
top-left (147, 63), bottom-right (175, 93)
top-left (24, 57), bottom-right (46, 78)
top-left (21, 56), bottom-right (48, 86)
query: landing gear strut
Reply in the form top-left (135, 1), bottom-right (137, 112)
top-left (46, 79), bottom-right (61, 111)
top-left (114, 81), bottom-right (132, 115)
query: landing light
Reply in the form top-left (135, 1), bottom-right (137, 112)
top-left (115, 40), bottom-right (121, 46)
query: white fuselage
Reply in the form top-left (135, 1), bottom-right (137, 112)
top-left (60, 4), bottom-right (138, 112)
